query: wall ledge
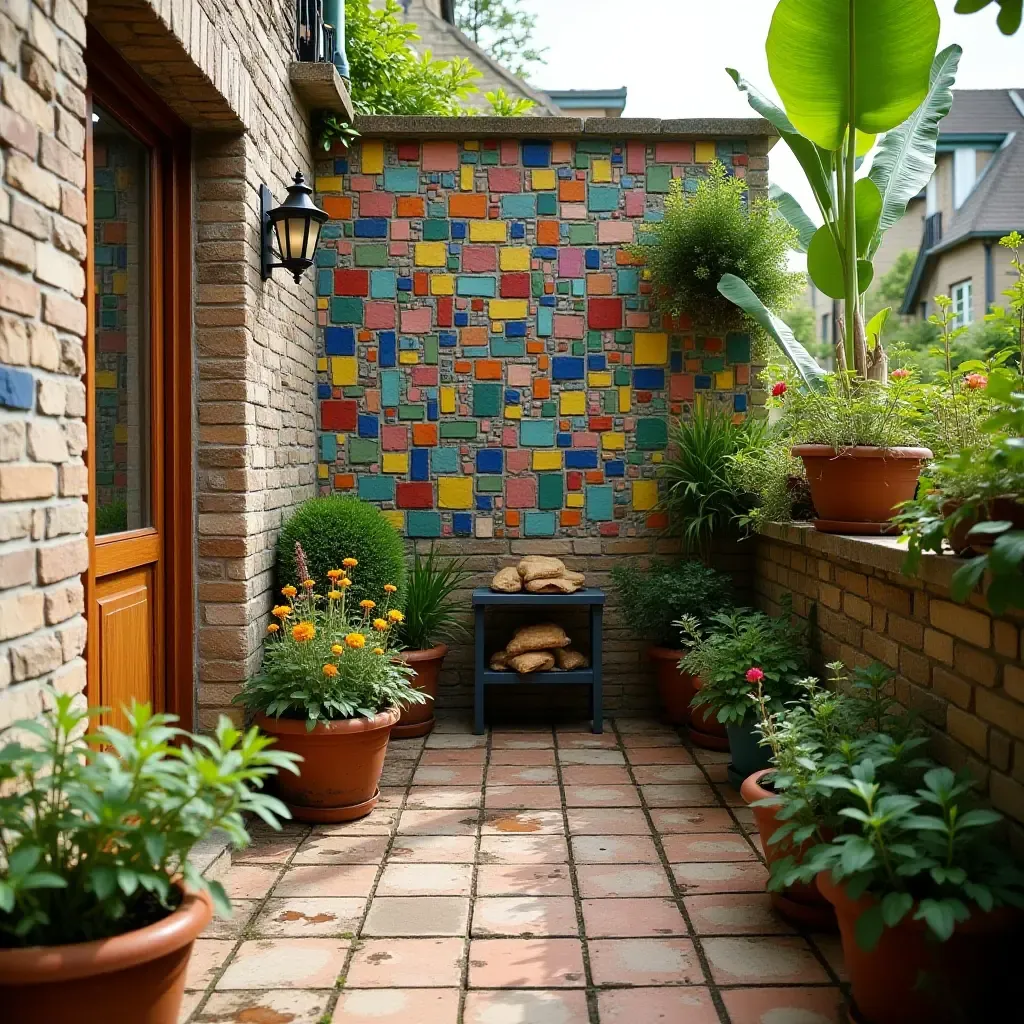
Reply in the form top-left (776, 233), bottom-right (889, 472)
top-left (759, 521), bottom-right (965, 592)
top-left (352, 115), bottom-right (777, 141)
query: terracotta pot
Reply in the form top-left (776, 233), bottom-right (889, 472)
top-left (255, 708), bottom-right (399, 822)
top-left (818, 872), bottom-right (1023, 1024)
top-left (688, 676), bottom-right (729, 751)
top-left (944, 495), bottom-right (1024, 556)
top-left (793, 445), bottom-right (932, 534)
top-left (393, 643), bottom-right (447, 738)
top-left (0, 887), bottom-right (212, 1024)
top-left (648, 646), bottom-right (695, 725)
top-left (740, 769), bottom-right (835, 930)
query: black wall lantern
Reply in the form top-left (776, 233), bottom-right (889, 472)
top-left (260, 172), bottom-right (329, 283)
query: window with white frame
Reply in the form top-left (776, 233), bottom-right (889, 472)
top-left (951, 279), bottom-right (973, 327)
top-left (953, 148), bottom-right (977, 209)
top-left (926, 173), bottom-right (939, 216)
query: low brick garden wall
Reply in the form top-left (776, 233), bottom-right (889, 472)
top-left (756, 523), bottom-right (1024, 844)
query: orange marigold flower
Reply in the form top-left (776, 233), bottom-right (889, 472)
top-left (345, 632), bottom-right (366, 649)
top-left (281, 585), bottom-right (297, 598)
top-left (360, 599), bottom-right (376, 611)
top-left (327, 568), bottom-right (343, 579)
top-left (322, 663), bottom-right (339, 677)
top-left (343, 557), bottom-right (358, 568)
top-left (302, 579), bottom-right (315, 589)
top-left (373, 618), bottom-right (388, 631)
top-left (373, 647), bottom-right (385, 656)
top-left (388, 609), bottom-right (404, 623)
top-left (266, 623), bottom-right (280, 634)
top-left (331, 644), bottom-right (344, 655)
top-left (384, 584), bottom-right (397, 593)
top-left (291, 621), bottom-right (315, 642)
top-left (965, 372), bottom-right (988, 390)
top-left (340, 578), bottom-right (353, 588)
top-left (272, 605), bottom-right (292, 619)
top-left (328, 590), bottom-right (342, 600)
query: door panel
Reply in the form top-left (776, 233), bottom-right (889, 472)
top-left (96, 568), bottom-right (154, 732)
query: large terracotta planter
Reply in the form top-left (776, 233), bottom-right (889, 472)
top-left (688, 676), bottom-right (729, 751)
top-left (649, 646), bottom-right (695, 725)
top-left (793, 445), bottom-right (932, 534)
top-left (393, 643), bottom-right (447, 738)
top-left (741, 769), bottom-right (835, 930)
top-left (255, 708), bottom-right (399, 822)
top-left (818, 872), bottom-right (1022, 1024)
top-left (0, 887), bottom-right (212, 1024)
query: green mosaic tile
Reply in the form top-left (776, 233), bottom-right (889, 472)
top-left (481, 150), bottom-right (499, 165)
top-left (476, 475), bottom-right (503, 493)
top-left (574, 153), bottom-right (590, 169)
top-left (602, 391), bottom-right (617, 413)
top-left (614, 368), bottom-right (630, 386)
top-left (615, 330), bottom-right (633, 345)
top-left (423, 336), bottom-right (439, 364)
top-left (568, 223), bottom-right (597, 245)
top-left (422, 219), bottom-right (450, 241)
top-left (537, 473), bottom-right (564, 510)
top-left (636, 418), bottom-right (669, 449)
top-left (702, 356), bottom-right (725, 372)
top-left (331, 298), bottom-right (363, 323)
top-left (727, 333), bottom-right (752, 363)
top-left (556, 281), bottom-right (571, 295)
top-left (537, 193), bottom-right (557, 216)
top-left (349, 438), bottom-right (379, 463)
top-left (531, 272), bottom-right (545, 296)
top-left (523, 511), bottom-right (557, 537)
top-left (406, 511), bottom-right (442, 537)
top-left (646, 165), bottom-right (672, 193)
top-left (358, 475), bottom-right (394, 501)
top-left (399, 404), bottom-right (426, 420)
top-left (627, 452), bottom-right (645, 465)
top-left (540, 400), bottom-right (557, 418)
top-left (473, 382), bottom-right (502, 417)
top-left (431, 447), bottom-right (459, 473)
top-left (571, 341), bottom-right (585, 356)
top-left (440, 420), bottom-right (479, 439)
top-left (354, 244), bottom-right (389, 266)
top-left (586, 485), bottom-right (614, 521)
top-left (491, 338), bottom-right (525, 357)
top-left (577, 139), bottom-right (614, 154)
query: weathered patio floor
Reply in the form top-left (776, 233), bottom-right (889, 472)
top-left (180, 717), bottom-right (848, 1023)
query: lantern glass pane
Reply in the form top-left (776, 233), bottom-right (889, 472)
top-left (303, 219), bottom-right (323, 261)
top-left (275, 215), bottom-right (309, 262)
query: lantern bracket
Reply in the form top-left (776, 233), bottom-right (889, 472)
top-left (260, 183), bottom-right (277, 281)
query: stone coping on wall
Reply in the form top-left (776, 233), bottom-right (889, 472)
top-left (761, 521), bottom-right (977, 596)
top-left (353, 114), bottom-right (779, 142)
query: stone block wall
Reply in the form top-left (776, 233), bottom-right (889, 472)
top-left (302, 116), bottom-right (772, 714)
top-left (0, 0), bottom-right (90, 730)
top-left (756, 523), bottom-right (1024, 843)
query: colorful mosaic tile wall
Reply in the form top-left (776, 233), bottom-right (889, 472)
top-left (312, 133), bottom-right (754, 540)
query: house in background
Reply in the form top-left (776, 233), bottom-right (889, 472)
top-left (543, 88), bottom-right (628, 119)
top-left (902, 89), bottom-right (1024, 325)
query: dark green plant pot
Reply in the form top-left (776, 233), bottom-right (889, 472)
top-left (726, 720), bottom-right (771, 789)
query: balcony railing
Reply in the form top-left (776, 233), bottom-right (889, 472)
top-left (295, 0), bottom-right (335, 64)
top-left (924, 211), bottom-right (942, 249)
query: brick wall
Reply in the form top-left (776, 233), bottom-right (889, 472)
top-left (0, 0), bottom-right (89, 730)
top-left (756, 523), bottom-right (1024, 844)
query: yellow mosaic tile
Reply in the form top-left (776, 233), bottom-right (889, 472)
top-left (533, 450), bottom-right (563, 470)
top-left (362, 140), bottom-right (384, 175)
top-left (531, 168), bottom-right (556, 190)
top-left (430, 274), bottom-right (455, 295)
top-left (382, 510), bottom-right (404, 530)
top-left (504, 405), bottom-right (522, 419)
top-left (438, 476), bottom-right (473, 509)
top-left (414, 242), bottom-right (448, 267)
top-left (440, 386), bottom-right (456, 414)
top-left (696, 141), bottom-right (717, 163)
top-left (634, 332), bottom-right (669, 365)
top-left (559, 391), bottom-right (586, 415)
top-left (566, 493), bottom-right (584, 508)
top-left (398, 350), bottom-right (419, 365)
top-left (316, 175), bottom-right (344, 192)
top-left (317, 463), bottom-right (329, 479)
top-left (460, 165), bottom-right (474, 191)
top-left (331, 356), bottom-right (357, 386)
top-left (382, 453), bottom-right (409, 474)
top-left (632, 479), bottom-right (658, 510)
top-left (602, 432), bottom-right (626, 450)
top-left (592, 158), bottom-right (612, 183)
top-left (715, 370), bottom-right (734, 389)
top-left (618, 386), bottom-right (631, 413)
top-left (489, 299), bottom-right (528, 320)
top-left (317, 357), bottom-right (328, 372)
top-left (588, 371), bottom-right (612, 388)
top-left (499, 247), bottom-right (531, 271)
top-left (469, 220), bottom-right (507, 242)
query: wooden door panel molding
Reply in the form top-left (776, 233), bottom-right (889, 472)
top-left (93, 531), bottom-right (161, 577)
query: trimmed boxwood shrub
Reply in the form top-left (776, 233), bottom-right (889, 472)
top-left (276, 497), bottom-right (408, 607)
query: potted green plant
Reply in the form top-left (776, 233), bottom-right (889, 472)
top-left (746, 660), bottom-right (923, 928)
top-left (0, 692), bottom-right (297, 1023)
top-left (804, 765), bottom-right (1024, 1023)
top-left (392, 546), bottom-right (472, 738)
top-left (677, 605), bottom-right (807, 782)
top-left (237, 543), bottom-right (425, 822)
top-left (611, 559), bottom-right (733, 727)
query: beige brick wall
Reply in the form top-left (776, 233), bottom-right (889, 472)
top-left (0, 0), bottom-right (89, 730)
top-left (756, 523), bottom-right (1024, 845)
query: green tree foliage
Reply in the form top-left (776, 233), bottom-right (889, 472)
top-left (955, 0), bottom-right (1022, 34)
top-left (780, 304), bottom-right (817, 353)
top-left (636, 163), bottom-right (804, 334)
top-left (872, 249), bottom-right (917, 309)
top-left (454, 0), bottom-right (547, 79)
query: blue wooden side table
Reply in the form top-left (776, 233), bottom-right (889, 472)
top-left (472, 586), bottom-right (605, 735)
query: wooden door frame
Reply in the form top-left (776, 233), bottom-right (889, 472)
top-left (85, 29), bottom-right (194, 729)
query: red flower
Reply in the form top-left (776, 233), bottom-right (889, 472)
top-left (965, 373), bottom-right (988, 390)
top-left (890, 367), bottom-right (910, 380)
top-left (745, 667), bottom-right (765, 683)
top-left (771, 381), bottom-right (787, 398)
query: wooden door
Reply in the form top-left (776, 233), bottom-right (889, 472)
top-left (85, 36), bottom-right (193, 731)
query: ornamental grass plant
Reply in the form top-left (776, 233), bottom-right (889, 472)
top-left (238, 545), bottom-right (424, 728)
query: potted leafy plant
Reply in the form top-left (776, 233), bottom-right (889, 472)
top-left (0, 693), bottom-right (297, 1023)
top-left (807, 765), bottom-right (1024, 1023)
top-left (773, 369), bottom-right (932, 532)
top-left (237, 543), bottom-right (425, 822)
top-left (745, 660), bottom-right (924, 928)
top-left (677, 604), bottom-right (808, 783)
top-left (392, 545), bottom-right (472, 738)
top-left (611, 559), bottom-right (732, 726)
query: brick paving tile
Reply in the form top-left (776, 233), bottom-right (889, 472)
top-left (182, 716), bottom-right (851, 1024)
top-left (332, 988), bottom-right (460, 1023)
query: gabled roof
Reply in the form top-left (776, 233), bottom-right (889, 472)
top-left (544, 88), bottom-right (628, 114)
top-left (938, 88), bottom-right (1024, 135)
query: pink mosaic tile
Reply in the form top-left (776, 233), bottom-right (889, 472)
top-left (577, 863), bottom-right (672, 899)
top-left (671, 860), bottom-right (770, 895)
top-left (184, 939), bottom-right (234, 991)
top-left (197, 991), bottom-right (328, 1024)
top-left (252, 897), bottom-right (365, 937)
top-left (411, 765), bottom-right (486, 786)
top-left (471, 896), bottom-right (579, 936)
top-left (684, 893), bottom-right (796, 936)
top-left (479, 834), bottom-right (569, 864)
top-left (376, 862), bottom-right (473, 896)
top-left (566, 807), bottom-right (652, 835)
top-left (597, 987), bottom-right (720, 1024)
top-left (274, 864), bottom-right (378, 898)
top-left (571, 834), bottom-right (661, 863)
top-left (216, 939), bottom-right (350, 990)
top-left (463, 990), bottom-right (591, 1024)
top-left (397, 809), bottom-right (480, 835)
top-left (481, 810), bottom-right (566, 834)
top-left (388, 834), bottom-right (477, 863)
top-left (485, 785), bottom-right (563, 809)
top-left (345, 937), bottom-right (465, 988)
top-left (721, 987), bottom-right (844, 1024)
top-left (291, 835), bottom-right (390, 864)
top-left (406, 786), bottom-right (483, 809)
top-left (333, 988), bottom-right (460, 1024)
top-left (702, 936), bottom-right (831, 985)
top-left (588, 937), bottom-right (703, 986)
top-left (563, 785), bottom-right (641, 807)
top-left (649, 808), bottom-right (740, 834)
top-left (662, 832), bottom-right (758, 862)
top-left (582, 897), bottom-right (688, 938)
top-left (468, 938), bottom-right (586, 988)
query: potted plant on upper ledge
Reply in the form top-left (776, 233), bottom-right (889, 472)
top-left (0, 693), bottom-right (297, 1023)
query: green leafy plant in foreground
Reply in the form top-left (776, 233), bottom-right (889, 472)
top-left (396, 546), bottom-right (473, 651)
top-left (0, 692), bottom-right (299, 948)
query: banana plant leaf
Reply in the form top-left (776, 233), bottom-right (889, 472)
top-left (769, 183), bottom-right (817, 253)
top-left (766, 0), bottom-right (941, 151)
top-left (717, 274), bottom-right (827, 393)
top-left (867, 44), bottom-right (962, 249)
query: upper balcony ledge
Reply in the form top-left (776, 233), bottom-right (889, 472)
top-left (289, 62), bottom-right (355, 122)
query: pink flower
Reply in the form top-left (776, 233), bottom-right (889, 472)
top-left (890, 367), bottom-right (910, 380)
top-left (745, 667), bottom-right (765, 683)
top-left (771, 381), bottom-right (787, 398)
top-left (965, 373), bottom-right (988, 390)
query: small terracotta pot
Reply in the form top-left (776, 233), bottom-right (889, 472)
top-left (0, 887), bottom-right (212, 1024)
top-left (648, 646), bottom-right (695, 725)
top-left (818, 871), bottom-right (1023, 1024)
top-left (793, 444), bottom-right (932, 533)
top-left (740, 769), bottom-right (835, 930)
top-left (255, 708), bottom-right (399, 822)
top-left (393, 643), bottom-right (447, 738)
top-left (688, 676), bottom-right (729, 751)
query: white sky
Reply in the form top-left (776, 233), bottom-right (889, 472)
top-left (523, 0), bottom-right (1024, 233)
